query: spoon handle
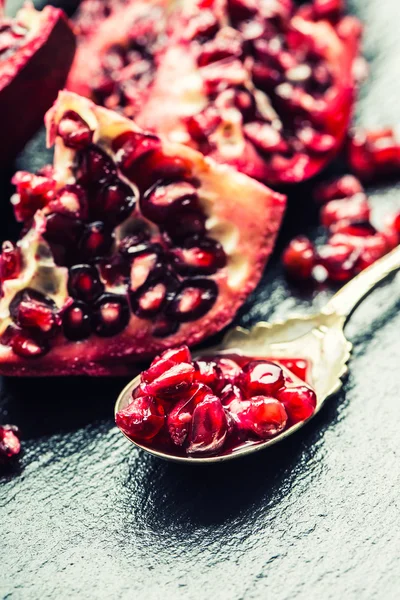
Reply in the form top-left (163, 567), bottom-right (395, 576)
top-left (322, 245), bottom-right (400, 320)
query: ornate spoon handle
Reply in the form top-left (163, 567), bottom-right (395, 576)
top-left (323, 245), bottom-right (400, 320)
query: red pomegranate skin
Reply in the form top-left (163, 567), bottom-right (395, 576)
top-left (0, 5), bottom-right (76, 164)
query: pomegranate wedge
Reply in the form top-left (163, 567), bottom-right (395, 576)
top-left (138, 0), bottom-right (360, 185)
top-left (0, 91), bottom-right (285, 376)
top-left (0, 3), bottom-right (75, 163)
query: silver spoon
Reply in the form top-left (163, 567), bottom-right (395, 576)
top-left (115, 245), bottom-right (400, 464)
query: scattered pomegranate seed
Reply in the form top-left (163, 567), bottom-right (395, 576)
top-left (314, 175), bottom-right (364, 204)
top-left (0, 425), bottom-right (21, 462)
top-left (347, 128), bottom-right (400, 181)
top-left (320, 193), bottom-right (370, 228)
top-left (282, 236), bottom-right (316, 280)
top-left (318, 243), bottom-right (359, 282)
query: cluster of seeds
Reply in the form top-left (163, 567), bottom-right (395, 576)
top-left (0, 111), bottom-right (228, 358)
top-left (115, 344), bottom-right (317, 458)
top-left (282, 174), bottom-right (400, 282)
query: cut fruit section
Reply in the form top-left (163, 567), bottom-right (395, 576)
top-left (0, 91), bottom-right (285, 376)
top-left (137, 0), bottom-right (360, 185)
top-left (0, 3), bottom-right (76, 163)
top-left (67, 0), bottom-right (168, 120)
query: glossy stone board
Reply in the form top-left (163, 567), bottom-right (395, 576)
top-left (1, 1), bottom-right (400, 598)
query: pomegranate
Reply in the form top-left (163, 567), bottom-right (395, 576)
top-left (0, 3), bottom-right (75, 163)
top-left (0, 91), bottom-right (285, 376)
top-left (115, 346), bottom-right (317, 458)
top-left (347, 128), bottom-right (400, 182)
top-left (137, 0), bottom-right (360, 185)
top-left (67, 0), bottom-right (168, 120)
top-left (282, 236), bottom-right (316, 280)
top-left (0, 424), bottom-right (21, 462)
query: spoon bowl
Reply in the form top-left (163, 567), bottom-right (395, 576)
top-left (115, 245), bottom-right (400, 463)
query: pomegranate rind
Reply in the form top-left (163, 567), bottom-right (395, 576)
top-left (0, 91), bottom-right (285, 375)
top-left (0, 5), bottom-right (76, 163)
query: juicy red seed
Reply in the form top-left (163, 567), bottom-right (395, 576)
top-left (11, 171), bottom-right (56, 222)
top-left (47, 185), bottom-right (88, 220)
top-left (77, 145), bottom-right (117, 186)
top-left (62, 301), bottom-right (92, 341)
top-left (171, 237), bottom-right (227, 275)
top-left (113, 131), bottom-right (161, 174)
top-left (130, 274), bottom-right (178, 319)
top-left (80, 221), bottom-right (113, 259)
top-left (58, 111), bottom-right (93, 150)
top-left (244, 122), bottom-right (288, 154)
top-left (185, 9), bottom-right (219, 41)
top-left (94, 178), bottom-right (137, 225)
top-left (187, 394), bottom-right (228, 456)
top-left (142, 358), bottom-right (178, 385)
top-left (9, 289), bottom-right (59, 336)
top-left (220, 383), bottom-right (245, 406)
top-left (243, 360), bottom-right (285, 396)
top-left (244, 396), bottom-right (287, 439)
top-left (0, 241), bottom-right (21, 282)
top-left (215, 358), bottom-right (243, 388)
top-left (0, 425), bottom-right (21, 461)
top-left (98, 254), bottom-right (130, 286)
top-left (44, 214), bottom-right (84, 265)
top-left (317, 243), bottom-right (359, 281)
top-left (298, 128), bottom-right (336, 155)
top-left (144, 363), bottom-right (196, 399)
top-left (193, 361), bottom-right (220, 388)
top-left (166, 278), bottom-right (218, 323)
top-left (92, 293), bottom-right (130, 337)
top-left (320, 194), bottom-right (371, 228)
top-left (68, 264), bottom-right (104, 304)
top-left (282, 236), bottom-right (316, 280)
top-left (130, 249), bottom-right (163, 292)
top-left (185, 107), bottom-right (222, 142)
top-left (314, 175), bottom-right (364, 204)
top-left (156, 345), bottom-right (192, 366)
top-left (197, 30), bottom-right (243, 67)
top-left (140, 181), bottom-right (199, 224)
top-left (277, 385), bottom-right (317, 424)
top-left (10, 330), bottom-right (49, 358)
top-left (347, 128), bottom-right (400, 181)
top-left (167, 383), bottom-right (212, 446)
top-left (227, 0), bottom-right (258, 23)
top-left (165, 210), bottom-right (206, 242)
top-left (118, 230), bottom-right (152, 260)
top-left (115, 395), bottom-right (165, 441)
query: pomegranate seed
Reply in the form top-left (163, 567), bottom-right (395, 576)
top-left (0, 425), bottom-right (21, 462)
top-left (320, 194), bottom-right (371, 228)
top-left (145, 363), bottom-right (196, 399)
top-left (95, 178), bottom-right (137, 226)
top-left (159, 346), bottom-right (192, 364)
top-left (185, 107), bottom-right (222, 142)
top-left (243, 396), bottom-right (287, 439)
top-left (171, 237), bottom-right (226, 275)
top-left (130, 274), bottom-right (178, 319)
top-left (347, 128), bottom-right (400, 181)
top-left (47, 185), bottom-right (88, 220)
top-left (140, 181), bottom-right (199, 224)
top-left (220, 383), bottom-right (245, 407)
top-left (92, 293), bottom-right (130, 337)
top-left (314, 175), bottom-right (364, 204)
top-left (57, 110), bottom-right (93, 150)
top-left (166, 278), bottom-right (218, 322)
top-left (130, 249), bottom-right (163, 292)
top-left (143, 347), bottom-right (191, 384)
top-left (298, 128), bottom-right (336, 155)
top-left (243, 360), bottom-right (285, 397)
top-left (317, 243), bottom-right (359, 281)
top-left (11, 330), bottom-right (49, 358)
top-left (193, 360), bottom-right (220, 388)
top-left (167, 383), bottom-right (211, 446)
top-left (80, 221), bottom-right (113, 260)
top-left (118, 230), bottom-right (152, 260)
top-left (77, 145), bottom-right (117, 186)
top-left (227, 0), bottom-right (258, 23)
top-left (11, 170), bottom-right (56, 222)
top-left (68, 264), bottom-right (104, 304)
top-left (282, 236), bottom-right (316, 280)
top-left (165, 210), bottom-right (206, 241)
top-left (113, 131), bottom-right (161, 175)
top-left (277, 385), bottom-right (317, 424)
top-left (0, 241), bottom-right (21, 283)
top-left (44, 214), bottom-right (84, 266)
top-left (184, 9), bottom-right (218, 42)
top-left (214, 358), bottom-right (243, 388)
top-left (9, 289), bottom-right (60, 336)
top-left (62, 301), bottom-right (92, 341)
top-left (244, 121), bottom-right (288, 154)
top-left (115, 395), bottom-right (165, 441)
top-left (187, 394), bottom-right (228, 456)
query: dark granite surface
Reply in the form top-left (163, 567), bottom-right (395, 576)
top-left (1, 1), bottom-right (400, 598)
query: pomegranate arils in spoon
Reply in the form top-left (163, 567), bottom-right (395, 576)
top-left (116, 349), bottom-right (317, 458)
top-left (0, 425), bottom-right (21, 462)
top-left (116, 395), bottom-right (165, 441)
top-left (277, 386), bottom-right (317, 424)
top-left (243, 360), bottom-right (285, 396)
